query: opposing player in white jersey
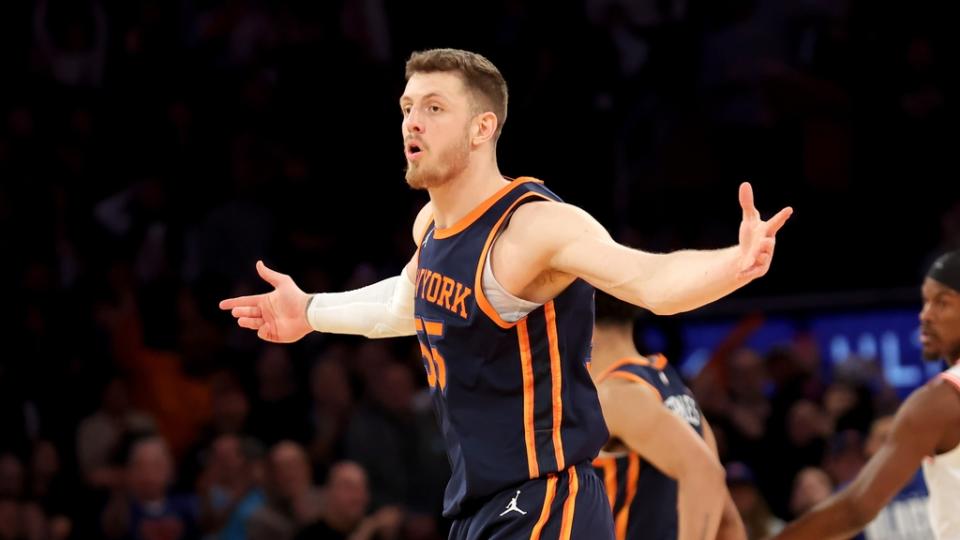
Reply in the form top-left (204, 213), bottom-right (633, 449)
top-left (775, 250), bottom-right (960, 540)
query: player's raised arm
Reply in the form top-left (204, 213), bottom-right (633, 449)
top-left (526, 182), bottom-right (791, 315)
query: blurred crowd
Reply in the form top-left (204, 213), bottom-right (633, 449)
top-left (0, 0), bottom-right (954, 538)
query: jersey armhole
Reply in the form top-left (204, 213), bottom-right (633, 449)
top-left (473, 193), bottom-right (552, 329)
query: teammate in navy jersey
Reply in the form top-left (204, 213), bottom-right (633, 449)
top-left (221, 48), bottom-right (791, 539)
top-left (590, 291), bottom-right (746, 540)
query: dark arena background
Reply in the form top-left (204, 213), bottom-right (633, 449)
top-left (0, 1), bottom-right (954, 539)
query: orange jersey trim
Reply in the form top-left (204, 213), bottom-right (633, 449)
top-left (529, 474), bottom-right (558, 540)
top-left (606, 372), bottom-right (663, 401)
top-left (559, 466), bottom-right (580, 540)
top-left (615, 454), bottom-right (641, 540)
top-left (594, 457), bottom-right (618, 509)
top-left (433, 177), bottom-right (542, 239)
top-left (518, 319), bottom-right (539, 478)
top-left (595, 356), bottom-right (655, 383)
top-left (651, 353), bottom-right (667, 370)
top-left (545, 301), bottom-right (566, 470)
top-left (473, 191), bottom-right (550, 329)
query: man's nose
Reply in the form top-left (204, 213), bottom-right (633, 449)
top-left (404, 110), bottom-right (424, 135)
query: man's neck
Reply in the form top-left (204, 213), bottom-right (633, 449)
top-left (588, 325), bottom-right (642, 381)
top-left (428, 157), bottom-right (506, 229)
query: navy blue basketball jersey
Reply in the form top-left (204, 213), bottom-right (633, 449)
top-left (414, 177), bottom-right (608, 518)
top-left (592, 355), bottom-right (704, 540)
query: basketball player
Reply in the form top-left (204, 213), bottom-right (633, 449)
top-left (221, 49), bottom-right (791, 539)
top-left (775, 250), bottom-right (960, 540)
top-left (590, 291), bottom-right (747, 540)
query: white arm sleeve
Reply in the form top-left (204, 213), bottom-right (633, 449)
top-left (305, 273), bottom-right (416, 338)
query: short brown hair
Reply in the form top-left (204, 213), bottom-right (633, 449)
top-left (405, 48), bottom-right (508, 139)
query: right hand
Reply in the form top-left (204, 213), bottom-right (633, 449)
top-left (219, 260), bottom-right (313, 343)
top-left (735, 182), bottom-right (793, 282)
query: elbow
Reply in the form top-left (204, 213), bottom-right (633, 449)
top-left (640, 294), bottom-right (688, 316)
top-left (704, 458), bottom-right (728, 498)
top-left (634, 296), bottom-right (676, 316)
top-left (705, 459), bottom-right (727, 495)
top-left (604, 283), bottom-right (684, 316)
top-left (649, 304), bottom-right (684, 316)
top-left (362, 319), bottom-right (417, 339)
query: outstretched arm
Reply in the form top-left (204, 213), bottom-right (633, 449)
top-left (539, 183), bottom-right (791, 315)
top-left (219, 203), bottom-right (432, 342)
top-left (774, 379), bottom-right (960, 540)
top-left (601, 381), bottom-right (727, 540)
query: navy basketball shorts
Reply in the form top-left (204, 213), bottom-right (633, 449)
top-left (449, 461), bottom-right (615, 540)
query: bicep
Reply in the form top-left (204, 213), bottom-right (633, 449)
top-left (545, 205), bottom-right (614, 279)
top-left (537, 205), bottom-right (656, 303)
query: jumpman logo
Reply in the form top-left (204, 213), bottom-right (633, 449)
top-left (499, 490), bottom-right (528, 516)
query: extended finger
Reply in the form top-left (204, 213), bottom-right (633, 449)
top-left (739, 182), bottom-right (759, 222)
top-left (764, 207), bottom-right (793, 236)
top-left (231, 306), bottom-right (261, 318)
top-left (220, 295), bottom-right (264, 310)
top-left (238, 317), bottom-right (264, 330)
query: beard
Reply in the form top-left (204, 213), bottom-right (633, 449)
top-left (921, 333), bottom-right (960, 362)
top-left (922, 344), bottom-right (941, 361)
top-left (405, 129), bottom-right (471, 190)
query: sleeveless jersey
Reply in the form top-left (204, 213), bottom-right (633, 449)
top-left (414, 177), bottom-right (608, 518)
top-left (592, 355), bottom-right (704, 540)
top-left (922, 363), bottom-right (960, 540)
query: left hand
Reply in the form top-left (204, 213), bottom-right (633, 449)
top-left (736, 182), bottom-right (793, 281)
